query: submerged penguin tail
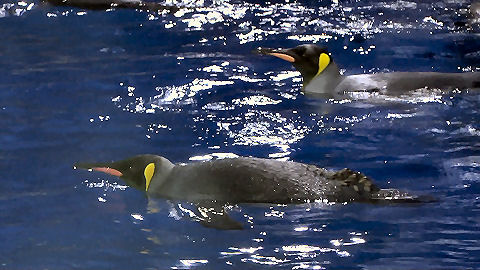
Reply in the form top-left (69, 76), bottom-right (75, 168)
top-left (463, 72), bottom-right (480, 89)
top-left (371, 188), bottom-right (436, 204)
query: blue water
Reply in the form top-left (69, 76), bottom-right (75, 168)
top-left (1, 0), bottom-right (480, 269)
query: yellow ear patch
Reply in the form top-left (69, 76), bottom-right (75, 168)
top-left (315, 53), bottom-right (330, 77)
top-left (144, 163), bottom-right (155, 191)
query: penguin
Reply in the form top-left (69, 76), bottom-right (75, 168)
top-left (44, 0), bottom-right (178, 12)
top-left (471, 1), bottom-right (480, 25)
top-left (76, 154), bottom-right (432, 229)
top-left (256, 44), bottom-right (480, 97)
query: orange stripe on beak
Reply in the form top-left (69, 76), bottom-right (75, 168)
top-left (268, 53), bottom-right (295, 63)
top-left (93, 167), bottom-right (123, 177)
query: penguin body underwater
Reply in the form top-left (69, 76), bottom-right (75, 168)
top-left (257, 44), bottom-right (480, 97)
top-left (44, 0), bottom-right (178, 12)
top-left (76, 154), bottom-right (432, 229)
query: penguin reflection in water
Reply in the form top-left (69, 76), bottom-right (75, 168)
top-left (256, 44), bottom-right (480, 97)
top-left (76, 154), bottom-right (432, 230)
top-left (43, 0), bottom-right (178, 12)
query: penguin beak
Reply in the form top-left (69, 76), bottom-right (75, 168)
top-left (74, 162), bottom-right (124, 177)
top-left (254, 47), bottom-right (296, 63)
top-left (75, 155), bottom-right (160, 193)
top-left (92, 167), bottom-right (123, 177)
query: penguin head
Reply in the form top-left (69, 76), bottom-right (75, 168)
top-left (256, 44), bottom-right (334, 86)
top-left (75, 154), bottom-right (173, 192)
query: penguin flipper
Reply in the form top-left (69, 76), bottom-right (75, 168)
top-left (328, 168), bottom-right (381, 202)
top-left (329, 168), bottom-right (435, 203)
top-left (193, 202), bottom-right (243, 230)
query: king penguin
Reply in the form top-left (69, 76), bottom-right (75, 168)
top-left (76, 154), bottom-right (432, 229)
top-left (257, 44), bottom-right (480, 97)
top-left (471, 1), bottom-right (480, 25)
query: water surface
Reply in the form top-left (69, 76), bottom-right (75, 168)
top-left (1, 0), bottom-right (479, 269)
